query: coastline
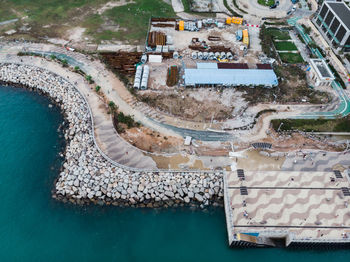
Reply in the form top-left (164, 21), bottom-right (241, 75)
top-left (0, 63), bottom-right (224, 208)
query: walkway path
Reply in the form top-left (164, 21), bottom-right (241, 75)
top-left (0, 41), bottom-right (348, 145)
top-left (171, 0), bottom-right (184, 13)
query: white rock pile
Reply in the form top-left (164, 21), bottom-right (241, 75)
top-left (0, 63), bottom-right (224, 207)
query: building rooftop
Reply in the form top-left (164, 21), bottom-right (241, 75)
top-left (184, 66), bottom-right (278, 87)
top-left (327, 1), bottom-right (350, 30)
top-left (224, 170), bottom-right (350, 246)
top-left (310, 59), bottom-right (335, 80)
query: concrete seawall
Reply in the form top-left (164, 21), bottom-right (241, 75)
top-left (0, 63), bottom-right (224, 208)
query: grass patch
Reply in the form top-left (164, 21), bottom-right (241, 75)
top-left (82, 14), bottom-right (104, 35)
top-left (258, 0), bottom-right (275, 6)
top-left (271, 117), bottom-right (350, 132)
top-left (279, 52), bottom-right (304, 63)
top-left (181, 0), bottom-right (192, 12)
top-left (0, 0), bottom-right (109, 25)
top-left (275, 41), bottom-right (298, 51)
top-left (0, 8), bottom-right (17, 22)
top-left (265, 28), bottom-right (291, 40)
top-left (104, 0), bottom-right (175, 43)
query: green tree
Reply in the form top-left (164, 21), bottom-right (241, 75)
top-left (86, 75), bottom-right (94, 84)
top-left (108, 101), bottom-right (117, 112)
top-left (95, 85), bottom-right (101, 92)
top-left (61, 59), bottom-right (68, 67)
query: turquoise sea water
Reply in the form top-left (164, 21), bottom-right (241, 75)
top-left (0, 85), bottom-right (350, 261)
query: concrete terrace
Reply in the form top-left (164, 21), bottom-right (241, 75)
top-left (224, 170), bottom-right (350, 247)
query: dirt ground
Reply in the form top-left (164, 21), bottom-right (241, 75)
top-left (120, 126), bottom-right (183, 153)
top-left (237, 65), bottom-right (330, 105)
top-left (137, 89), bottom-right (235, 121)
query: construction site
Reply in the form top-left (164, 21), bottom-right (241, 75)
top-left (127, 16), bottom-right (277, 126)
top-left (93, 14), bottom-right (349, 164)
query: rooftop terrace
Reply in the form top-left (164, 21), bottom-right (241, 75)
top-left (224, 170), bottom-right (350, 247)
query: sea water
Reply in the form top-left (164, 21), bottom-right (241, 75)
top-left (0, 85), bottom-right (349, 261)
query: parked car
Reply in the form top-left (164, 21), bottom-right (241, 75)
top-left (270, 4), bottom-right (277, 9)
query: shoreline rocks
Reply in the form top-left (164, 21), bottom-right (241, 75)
top-left (0, 63), bottom-right (224, 208)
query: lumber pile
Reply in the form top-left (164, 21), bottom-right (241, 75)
top-left (148, 31), bottom-right (167, 48)
top-left (100, 52), bottom-right (142, 75)
top-left (166, 66), bottom-right (179, 87)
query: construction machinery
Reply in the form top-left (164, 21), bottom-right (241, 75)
top-left (231, 17), bottom-right (243, 25)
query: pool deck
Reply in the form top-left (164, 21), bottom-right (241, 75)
top-left (224, 170), bottom-right (350, 247)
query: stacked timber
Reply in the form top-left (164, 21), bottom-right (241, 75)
top-left (166, 66), bottom-right (178, 87)
top-left (148, 31), bottom-right (167, 48)
top-left (100, 52), bottom-right (142, 75)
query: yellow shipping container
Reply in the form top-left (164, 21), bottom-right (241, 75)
top-left (231, 17), bottom-right (243, 25)
top-left (243, 37), bottom-right (249, 45)
top-left (243, 29), bottom-right (249, 45)
top-left (179, 20), bottom-right (185, 31)
top-left (226, 17), bottom-right (232, 24)
top-left (242, 29), bottom-right (248, 37)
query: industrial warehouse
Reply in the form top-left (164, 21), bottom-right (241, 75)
top-left (184, 63), bottom-right (278, 87)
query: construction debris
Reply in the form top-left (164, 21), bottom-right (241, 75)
top-left (208, 36), bottom-right (221, 41)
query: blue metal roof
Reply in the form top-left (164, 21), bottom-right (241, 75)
top-left (184, 68), bottom-right (278, 87)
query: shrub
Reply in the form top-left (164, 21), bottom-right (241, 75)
top-left (86, 75), bottom-right (94, 84)
top-left (108, 101), bottom-right (117, 112)
top-left (61, 59), bottom-right (68, 67)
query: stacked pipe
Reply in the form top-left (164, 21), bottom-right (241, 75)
top-left (141, 65), bottom-right (149, 90)
top-left (226, 52), bottom-right (233, 60)
top-left (133, 65), bottom-right (143, 89)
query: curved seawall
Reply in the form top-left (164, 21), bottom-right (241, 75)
top-left (0, 63), bottom-right (223, 207)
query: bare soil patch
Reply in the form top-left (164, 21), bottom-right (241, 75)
top-left (120, 126), bottom-right (183, 153)
top-left (138, 90), bottom-right (234, 122)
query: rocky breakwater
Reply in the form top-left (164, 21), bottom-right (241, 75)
top-left (0, 63), bottom-right (224, 207)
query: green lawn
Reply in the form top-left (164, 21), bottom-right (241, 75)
top-left (104, 0), bottom-right (176, 43)
top-left (264, 28), bottom-right (291, 40)
top-left (182, 0), bottom-right (192, 12)
top-left (278, 52), bottom-right (304, 63)
top-left (274, 41), bottom-right (298, 51)
top-left (258, 0), bottom-right (275, 6)
top-left (0, 0), bottom-right (109, 24)
top-left (0, 0), bottom-right (175, 43)
top-left (271, 118), bottom-right (350, 132)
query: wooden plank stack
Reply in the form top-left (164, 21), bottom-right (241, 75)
top-left (147, 31), bottom-right (167, 48)
top-left (166, 66), bottom-right (179, 87)
top-left (100, 52), bottom-right (142, 75)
